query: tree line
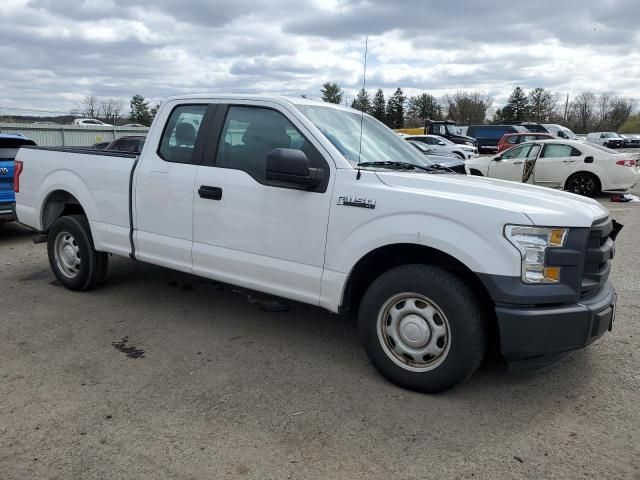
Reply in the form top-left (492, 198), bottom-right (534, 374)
top-left (72, 94), bottom-right (161, 126)
top-left (320, 82), bottom-right (637, 133)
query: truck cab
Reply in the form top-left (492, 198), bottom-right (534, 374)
top-left (0, 134), bottom-right (35, 221)
top-left (425, 120), bottom-right (477, 147)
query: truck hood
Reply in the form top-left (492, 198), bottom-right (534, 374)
top-left (375, 171), bottom-right (608, 227)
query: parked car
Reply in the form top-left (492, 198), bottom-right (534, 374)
top-left (122, 123), bottom-right (147, 128)
top-left (406, 140), bottom-right (467, 173)
top-left (0, 134), bottom-right (36, 221)
top-left (466, 124), bottom-right (528, 152)
top-left (465, 139), bottom-right (637, 196)
top-left (104, 136), bottom-right (146, 154)
top-left (541, 124), bottom-right (580, 140)
top-left (73, 118), bottom-right (111, 126)
top-left (15, 95), bottom-right (621, 393)
top-left (424, 120), bottom-right (477, 147)
top-left (620, 134), bottom-right (640, 148)
top-left (497, 132), bottom-right (554, 152)
top-left (586, 132), bottom-right (626, 148)
top-left (404, 134), bottom-right (479, 159)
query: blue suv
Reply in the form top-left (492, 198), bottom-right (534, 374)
top-left (0, 134), bottom-right (36, 221)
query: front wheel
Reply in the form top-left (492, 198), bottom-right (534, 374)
top-left (565, 172), bottom-right (600, 197)
top-left (47, 215), bottom-right (108, 291)
top-left (358, 265), bottom-right (487, 393)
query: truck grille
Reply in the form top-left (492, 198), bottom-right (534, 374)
top-left (581, 217), bottom-right (615, 298)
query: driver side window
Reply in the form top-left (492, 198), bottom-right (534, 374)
top-left (215, 106), bottom-right (325, 184)
top-left (502, 144), bottom-right (530, 159)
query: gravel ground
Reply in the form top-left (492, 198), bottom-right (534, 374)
top-left (1, 187), bottom-right (639, 479)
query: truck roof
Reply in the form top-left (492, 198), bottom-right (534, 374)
top-left (162, 94), bottom-right (355, 112)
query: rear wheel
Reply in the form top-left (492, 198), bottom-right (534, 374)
top-left (47, 215), bottom-right (108, 291)
top-left (565, 172), bottom-right (600, 196)
top-left (358, 264), bottom-right (487, 393)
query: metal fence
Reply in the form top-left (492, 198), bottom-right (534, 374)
top-left (0, 123), bottom-right (149, 147)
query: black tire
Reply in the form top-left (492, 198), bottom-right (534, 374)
top-left (565, 172), bottom-right (600, 197)
top-left (358, 264), bottom-right (487, 393)
top-left (47, 215), bottom-right (108, 291)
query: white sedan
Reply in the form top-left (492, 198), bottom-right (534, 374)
top-left (465, 139), bottom-right (638, 196)
top-left (404, 134), bottom-right (479, 160)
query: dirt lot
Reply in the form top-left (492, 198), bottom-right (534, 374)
top-left (1, 188), bottom-right (639, 480)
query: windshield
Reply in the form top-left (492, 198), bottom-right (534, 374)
top-left (296, 105), bottom-right (433, 168)
top-left (558, 127), bottom-right (579, 140)
top-left (445, 124), bottom-right (461, 135)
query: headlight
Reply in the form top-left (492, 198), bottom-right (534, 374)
top-left (461, 146), bottom-right (474, 151)
top-left (504, 225), bottom-right (568, 284)
top-left (464, 141), bottom-right (474, 146)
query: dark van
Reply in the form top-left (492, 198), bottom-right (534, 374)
top-left (467, 125), bottom-right (527, 152)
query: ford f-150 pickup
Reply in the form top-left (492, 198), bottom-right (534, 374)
top-left (14, 95), bottom-right (621, 392)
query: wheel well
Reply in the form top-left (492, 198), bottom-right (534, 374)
top-left (469, 169), bottom-right (484, 176)
top-left (342, 243), bottom-right (492, 313)
top-left (565, 171), bottom-right (601, 192)
top-left (41, 190), bottom-right (86, 232)
top-left (452, 151), bottom-right (465, 159)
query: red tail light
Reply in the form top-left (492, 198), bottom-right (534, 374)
top-left (14, 160), bottom-right (23, 192)
top-left (616, 159), bottom-right (637, 167)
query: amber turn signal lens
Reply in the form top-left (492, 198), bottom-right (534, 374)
top-left (543, 267), bottom-right (561, 282)
top-left (549, 229), bottom-right (567, 247)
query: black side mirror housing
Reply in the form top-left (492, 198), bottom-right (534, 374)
top-left (266, 148), bottom-right (324, 189)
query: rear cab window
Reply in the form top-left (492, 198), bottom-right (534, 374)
top-left (158, 105), bottom-right (207, 163)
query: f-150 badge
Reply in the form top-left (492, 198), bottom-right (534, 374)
top-left (337, 196), bottom-right (376, 209)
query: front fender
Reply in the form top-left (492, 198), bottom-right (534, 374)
top-left (325, 212), bottom-right (523, 278)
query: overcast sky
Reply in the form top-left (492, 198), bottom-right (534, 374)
top-left (1, 0), bottom-right (638, 116)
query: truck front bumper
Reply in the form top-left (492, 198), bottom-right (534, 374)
top-left (495, 280), bottom-right (616, 368)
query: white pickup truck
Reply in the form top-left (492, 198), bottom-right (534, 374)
top-left (14, 95), bottom-right (621, 392)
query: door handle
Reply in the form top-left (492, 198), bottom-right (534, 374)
top-left (563, 160), bottom-right (576, 163)
top-left (198, 185), bottom-right (223, 200)
top-left (513, 161), bottom-right (523, 165)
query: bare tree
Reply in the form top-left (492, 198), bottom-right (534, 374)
top-left (609, 97), bottom-right (635, 130)
top-left (76, 95), bottom-right (99, 119)
top-left (100, 98), bottom-right (125, 125)
top-left (443, 91), bottom-right (493, 125)
top-left (596, 92), bottom-right (613, 129)
top-left (571, 92), bottom-right (596, 133)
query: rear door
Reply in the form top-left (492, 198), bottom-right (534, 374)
top-left (533, 143), bottom-right (582, 188)
top-left (488, 144), bottom-right (530, 181)
top-left (133, 103), bottom-right (210, 272)
top-left (191, 102), bottom-right (334, 305)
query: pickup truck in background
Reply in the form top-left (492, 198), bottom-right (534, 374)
top-left (15, 95), bottom-right (621, 392)
top-left (1, 134), bottom-right (35, 221)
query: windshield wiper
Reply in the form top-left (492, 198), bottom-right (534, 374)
top-left (358, 161), bottom-right (436, 172)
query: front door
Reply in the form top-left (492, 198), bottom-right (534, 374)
top-left (533, 143), bottom-right (581, 188)
top-left (488, 144), bottom-right (530, 181)
top-left (192, 103), bottom-right (334, 305)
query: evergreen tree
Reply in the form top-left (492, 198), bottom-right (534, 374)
top-left (351, 88), bottom-right (371, 113)
top-left (407, 93), bottom-right (442, 123)
top-left (528, 88), bottom-right (556, 122)
top-left (386, 88), bottom-right (406, 129)
top-left (501, 87), bottom-right (530, 123)
top-left (371, 89), bottom-right (386, 123)
top-left (320, 82), bottom-right (343, 104)
top-left (130, 94), bottom-right (152, 126)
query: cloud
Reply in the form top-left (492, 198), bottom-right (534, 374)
top-left (0, 0), bottom-right (637, 116)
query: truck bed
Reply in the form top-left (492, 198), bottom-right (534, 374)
top-left (15, 146), bottom-right (138, 257)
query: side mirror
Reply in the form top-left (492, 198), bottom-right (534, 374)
top-left (266, 148), bottom-right (324, 189)
top-left (495, 155), bottom-right (503, 161)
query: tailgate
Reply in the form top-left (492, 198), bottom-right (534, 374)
top-left (0, 158), bottom-right (14, 205)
